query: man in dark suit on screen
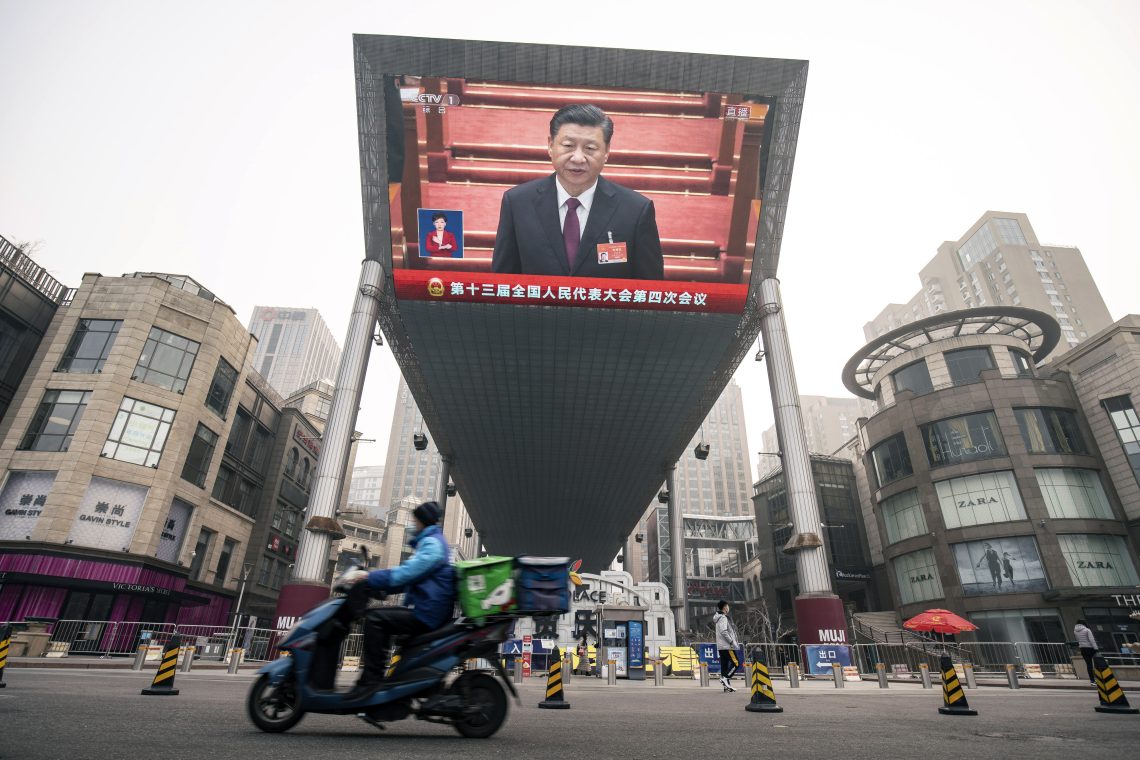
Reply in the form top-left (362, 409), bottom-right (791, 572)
top-left (492, 104), bottom-right (664, 280)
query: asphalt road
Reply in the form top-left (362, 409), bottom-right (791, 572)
top-left (2, 669), bottom-right (1137, 760)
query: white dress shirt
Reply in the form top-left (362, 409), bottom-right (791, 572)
top-left (555, 179), bottom-right (598, 236)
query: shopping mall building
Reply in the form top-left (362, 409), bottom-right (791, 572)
top-left (841, 307), bottom-right (1140, 648)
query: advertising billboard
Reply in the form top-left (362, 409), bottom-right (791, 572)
top-left (155, 497), bottom-right (193, 563)
top-left (0, 470), bottom-right (55, 541)
top-left (67, 476), bottom-right (149, 551)
top-left (952, 536), bottom-right (1048, 596)
top-left (385, 76), bottom-right (771, 314)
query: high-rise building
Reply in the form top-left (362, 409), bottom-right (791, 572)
top-left (864, 212), bottom-right (1113, 353)
top-left (631, 381), bottom-right (754, 583)
top-left (377, 378), bottom-right (446, 512)
top-left (348, 464), bottom-right (385, 518)
top-left (757, 395), bottom-right (874, 477)
top-left (247, 306), bottom-right (341, 398)
top-left (376, 378), bottom-right (479, 562)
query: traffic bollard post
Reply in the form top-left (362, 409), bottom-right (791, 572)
top-left (607, 659), bottom-right (617, 686)
top-left (1005, 664), bottom-right (1020, 689)
top-left (919, 662), bottom-right (932, 689)
top-left (787, 663), bottom-right (800, 688)
top-left (226, 648), bottom-right (244, 675)
top-left (179, 646), bottom-right (195, 674)
top-left (832, 662), bottom-right (845, 688)
top-left (653, 659), bottom-right (664, 687)
top-left (963, 663), bottom-right (976, 689)
top-left (131, 645), bottom-right (148, 671)
top-left (698, 661), bottom-right (709, 687)
top-left (876, 662), bottom-right (889, 688)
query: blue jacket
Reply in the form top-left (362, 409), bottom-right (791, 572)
top-left (366, 524), bottom-right (456, 629)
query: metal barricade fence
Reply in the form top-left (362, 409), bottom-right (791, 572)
top-left (852, 641), bottom-right (1080, 679)
top-left (851, 642), bottom-right (944, 678)
top-left (959, 641), bottom-right (1018, 675)
top-left (6, 619), bottom-right (1094, 676)
top-left (743, 643), bottom-right (801, 677)
top-left (45, 619), bottom-right (182, 658)
top-left (26, 620), bottom-right (288, 661)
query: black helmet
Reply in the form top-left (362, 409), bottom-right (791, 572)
top-left (413, 500), bottom-right (443, 526)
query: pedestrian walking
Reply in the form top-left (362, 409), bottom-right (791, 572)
top-left (1074, 619), bottom-right (1099, 685)
top-left (713, 600), bottom-right (740, 692)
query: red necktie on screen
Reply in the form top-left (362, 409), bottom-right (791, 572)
top-left (563, 197), bottom-right (581, 270)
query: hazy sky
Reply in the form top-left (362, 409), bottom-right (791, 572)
top-left (3, 1), bottom-right (1138, 474)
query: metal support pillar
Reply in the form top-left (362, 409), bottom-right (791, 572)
top-left (275, 259), bottom-right (385, 626)
top-left (666, 465), bottom-right (686, 633)
top-left (436, 455), bottom-right (452, 512)
top-left (758, 278), bottom-right (845, 643)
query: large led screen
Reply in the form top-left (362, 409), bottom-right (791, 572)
top-left (385, 76), bottom-right (772, 314)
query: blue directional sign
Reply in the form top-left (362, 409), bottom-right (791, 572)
top-left (804, 644), bottom-right (852, 675)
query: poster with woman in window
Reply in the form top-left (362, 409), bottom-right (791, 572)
top-left (952, 537), bottom-right (1049, 596)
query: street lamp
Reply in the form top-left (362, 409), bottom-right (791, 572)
top-left (228, 562), bottom-right (254, 651)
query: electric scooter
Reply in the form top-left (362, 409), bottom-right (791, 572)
top-left (246, 558), bottom-right (519, 738)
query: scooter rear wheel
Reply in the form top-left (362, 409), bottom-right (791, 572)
top-left (247, 674), bottom-right (305, 733)
top-left (452, 673), bottom-right (508, 739)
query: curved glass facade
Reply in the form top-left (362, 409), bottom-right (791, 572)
top-left (879, 488), bottom-right (927, 544)
top-left (921, 411), bottom-right (1005, 468)
top-left (1058, 534), bottom-right (1140, 587)
top-left (871, 433), bottom-right (912, 487)
top-left (935, 470), bottom-right (1026, 529)
top-left (893, 547), bottom-right (943, 605)
top-left (1035, 468), bottom-right (1113, 519)
top-left (1015, 407), bottom-right (1087, 454)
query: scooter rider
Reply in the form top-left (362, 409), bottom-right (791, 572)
top-left (342, 500), bottom-right (456, 701)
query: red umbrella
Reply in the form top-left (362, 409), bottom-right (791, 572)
top-left (903, 609), bottom-right (978, 635)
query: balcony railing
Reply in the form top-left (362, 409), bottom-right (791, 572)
top-left (0, 235), bottom-right (72, 304)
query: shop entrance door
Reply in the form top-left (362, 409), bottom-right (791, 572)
top-left (54, 591), bottom-right (114, 652)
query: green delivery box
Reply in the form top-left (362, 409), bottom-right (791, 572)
top-left (455, 556), bottom-right (517, 620)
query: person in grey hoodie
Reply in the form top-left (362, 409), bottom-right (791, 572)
top-left (1074, 619), bottom-right (1099, 685)
top-left (714, 600), bottom-right (741, 692)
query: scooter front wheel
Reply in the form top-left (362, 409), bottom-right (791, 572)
top-left (247, 674), bottom-right (305, 733)
top-left (452, 672), bottom-right (508, 739)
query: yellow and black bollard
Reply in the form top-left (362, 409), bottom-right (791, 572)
top-left (937, 655), bottom-right (976, 716)
top-left (0, 623), bottom-right (11, 688)
top-left (538, 648), bottom-right (570, 709)
top-left (1093, 655), bottom-right (1139, 714)
top-left (745, 648), bottom-right (783, 714)
top-left (141, 635), bottom-right (181, 695)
